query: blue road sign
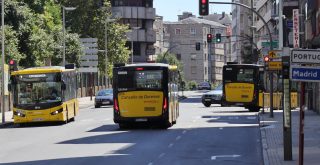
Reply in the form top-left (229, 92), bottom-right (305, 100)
top-left (291, 66), bottom-right (320, 82)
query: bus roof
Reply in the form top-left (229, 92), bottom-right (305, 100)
top-left (121, 63), bottom-right (178, 70)
top-left (11, 66), bottom-right (75, 75)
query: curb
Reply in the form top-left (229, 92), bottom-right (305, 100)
top-left (0, 122), bottom-right (13, 128)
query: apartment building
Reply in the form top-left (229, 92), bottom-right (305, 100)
top-left (164, 17), bottom-right (226, 84)
top-left (111, 0), bottom-right (156, 63)
top-left (231, 0), bottom-right (255, 63)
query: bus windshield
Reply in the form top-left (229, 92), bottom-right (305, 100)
top-left (15, 73), bottom-right (62, 105)
top-left (224, 67), bottom-right (255, 83)
top-left (117, 70), bottom-right (163, 90)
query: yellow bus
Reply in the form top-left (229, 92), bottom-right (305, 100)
top-left (113, 63), bottom-right (179, 129)
top-left (10, 65), bottom-right (78, 125)
top-left (222, 63), bottom-right (264, 112)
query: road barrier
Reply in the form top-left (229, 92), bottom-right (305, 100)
top-left (259, 92), bottom-right (298, 109)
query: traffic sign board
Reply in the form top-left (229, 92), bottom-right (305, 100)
top-left (291, 66), bottom-right (320, 82)
top-left (269, 51), bottom-right (277, 58)
top-left (268, 61), bottom-right (282, 70)
top-left (291, 49), bottom-right (320, 64)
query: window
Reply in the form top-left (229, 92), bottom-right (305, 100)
top-left (175, 28), bottom-right (181, 35)
top-left (191, 54), bottom-right (197, 60)
top-left (190, 28), bottom-right (196, 35)
top-left (176, 54), bottom-right (181, 60)
top-left (191, 66), bottom-right (197, 74)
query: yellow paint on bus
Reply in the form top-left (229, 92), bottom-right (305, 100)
top-left (225, 83), bottom-right (254, 102)
top-left (118, 91), bottom-right (163, 117)
top-left (13, 99), bottom-right (78, 123)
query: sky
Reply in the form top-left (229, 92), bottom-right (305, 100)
top-left (154, 0), bottom-right (232, 22)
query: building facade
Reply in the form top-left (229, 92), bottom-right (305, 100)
top-left (164, 17), bottom-right (226, 84)
top-left (231, 0), bottom-right (255, 63)
top-left (111, 0), bottom-right (156, 63)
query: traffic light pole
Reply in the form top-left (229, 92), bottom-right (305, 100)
top-left (210, 1), bottom-right (274, 116)
top-left (1, 0), bottom-right (5, 124)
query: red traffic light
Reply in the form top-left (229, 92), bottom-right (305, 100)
top-left (199, 0), bottom-right (209, 16)
top-left (9, 60), bottom-right (15, 65)
top-left (207, 34), bottom-right (213, 43)
top-left (264, 56), bottom-right (270, 62)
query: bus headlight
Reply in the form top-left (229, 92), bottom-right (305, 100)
top-left (14, 110), bottom-right (26, 117)
top-left (50, 109), bottom-right (63, 115)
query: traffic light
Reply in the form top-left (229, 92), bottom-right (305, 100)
top-left (199, 0), bottom-right (209, 16)
top-left (196, 42), bottom-right (201, 50)
top-left (207, 34), bottom-right (212, 43)
top-left (9, 59), bottom-right (18, 72)
top-left (216, 33), bottom-right (221, 43)
top-left (264, 56), bottom-right (270, 62)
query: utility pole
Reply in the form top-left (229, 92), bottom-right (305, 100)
top-left (1, 0), bottom-right (5, 124)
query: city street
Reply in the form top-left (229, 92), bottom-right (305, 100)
top-left (0, 91), bottom-right (263, 165)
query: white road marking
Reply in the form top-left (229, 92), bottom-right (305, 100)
top-left (247, 116), bottom-right (257, 120)
top-left (182, 130), bottom-right (187, 134)
top-left (147, 162), bottom-right (153, 165)
top-left (158, 153), bottom-right (166, 158)
top-left (168, 143), bottom-right (174, 148)
top-left (176, 136), bottom-right (182, 141)
top-left (211, 154), bottom-right (241, 160)
top-left (219, 127), bottom-right (223, 130)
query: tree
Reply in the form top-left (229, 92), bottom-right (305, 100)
top-left (59, 0), bottom-right (130, 77)
top-left (156, 52), bottom-right (185, 84)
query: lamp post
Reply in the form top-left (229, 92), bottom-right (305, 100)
top-left (1, 0), bottom-right (5, 124)
top-left (62, 6), bottom-right (76, 66)
top-left (131, 27), bottom-right (140, 64)
top-left (104, 18), bottom-right (115, 87)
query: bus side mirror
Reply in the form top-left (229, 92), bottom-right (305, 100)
top-left (61, 83), bottom-right (66, 91)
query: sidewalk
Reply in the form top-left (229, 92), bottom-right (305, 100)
top-left (260, 109), bottom-right (320, 165)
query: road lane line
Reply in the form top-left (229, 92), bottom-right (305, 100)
top-left (168, 143), bottom-right (174, 148)
top-left (182, 130), bottom-right (187, 134)
top-left (176, 136), bottom-right (181, 141)
top-left (147, 162), bottom-right (153, 165)
top-left (158, 153), bottom-right (166, 158)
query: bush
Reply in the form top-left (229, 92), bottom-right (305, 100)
top-left (187, 81), bottom-right (197, 90)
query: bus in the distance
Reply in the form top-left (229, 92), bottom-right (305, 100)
top-left (113, 63), bottom-right (180, 129)
top-left (10, 65), bottom-right (78, 125)
top-left (222, 63), bottom-right (264, 112)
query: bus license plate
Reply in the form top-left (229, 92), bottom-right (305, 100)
top-left (32, 118), bottom-right (43, 121)
top-left (135, 118), bottom-right (147, 122)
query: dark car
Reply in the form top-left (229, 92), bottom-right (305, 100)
top-left (94, 89), bottom-right (113, 108)
top-left (201, 84), bottom-right (223, 107)
top-left (197, 82), bottom-right (211, 90)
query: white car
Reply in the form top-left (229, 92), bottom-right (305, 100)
top-left (201, 84), bottom-right (223, 107)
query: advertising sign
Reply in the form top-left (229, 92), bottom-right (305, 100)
top-left (293, 9), bottom-right (299, 48)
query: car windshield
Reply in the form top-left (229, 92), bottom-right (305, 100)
top-left (97, 89), bottom-right (113, 96)
top-left (215, 84), bottom-right (223, 90)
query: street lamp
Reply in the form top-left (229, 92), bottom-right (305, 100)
top-left (104, 18), bottom-right (116, 87)
top-left (62, 6), bottom-right (76, 66)
top-left (131, 27), bottom-right (140, 64)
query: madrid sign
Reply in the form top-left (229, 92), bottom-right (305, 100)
top-left (291, 66), bottom-right (320, 82)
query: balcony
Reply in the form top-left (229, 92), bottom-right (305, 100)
top-left (112, 7), bottom-right (155, 19)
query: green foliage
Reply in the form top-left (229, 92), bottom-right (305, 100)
top-left (0, 26), bottom-right (25, 63)
top-left (156, 52), bottom-right (185, 81)
top-left (186, 81), bottom-right (197, 90)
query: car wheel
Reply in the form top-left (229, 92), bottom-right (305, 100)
top-left (203, 102), bottom-right (211, 107)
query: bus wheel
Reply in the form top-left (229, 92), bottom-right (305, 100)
top-left (203, 102), bottom-right (211, 107)
top-left (162, 121), bottom-right (172, 129)
top-left (65, 108), bottom-right (69, 124)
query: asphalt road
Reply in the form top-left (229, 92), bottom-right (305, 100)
top-left (0, 91), bottom-right (263, 165)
